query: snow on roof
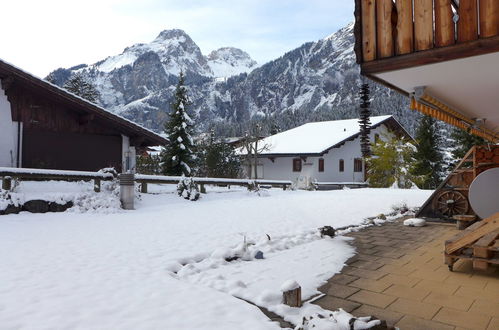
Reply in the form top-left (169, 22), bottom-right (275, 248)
top-left (256, 115), bottom-right (393, 155)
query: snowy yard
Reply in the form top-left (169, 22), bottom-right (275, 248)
top-left (0, 182), bottom-right (431, 329)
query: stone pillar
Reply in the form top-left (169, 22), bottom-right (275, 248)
top-left (119, 173), bottom-right (135, 210)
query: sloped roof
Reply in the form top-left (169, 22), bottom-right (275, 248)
top-left (0, 58), bottom-right (167, 146)
top-left (253, 115), bottom-right (409, 156)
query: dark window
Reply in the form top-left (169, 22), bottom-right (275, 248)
top-left (339, 159), bottom-right (344, 172)
top-left (354, 158), bottom-right (363, 172)
top-left (293, 158), bottom-right (302, 172)
top-left (318, 158), bottom-right (324, 172)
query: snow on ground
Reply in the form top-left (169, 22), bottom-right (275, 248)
top-left (0, 182), bottom-right (431, 329)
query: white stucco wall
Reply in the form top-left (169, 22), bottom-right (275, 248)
top-left (0, 85), bottom-right (19, 167)
top-left (253, 124), bottom-right (393, 183)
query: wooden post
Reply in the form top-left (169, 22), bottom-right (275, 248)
top-left (479, 0), bottom-right (499, 38)
top-left (376, 0), bottom-right (394, 58)
top-left (93, 178), bottom-right (101, 193)
top-left (141, 182), bottom-right (148, 193)
top-left (361, 0), bottom-right (377, 61)
top-left (282, 287), bottom-right (302, 307)
top-left (435, 0), bottom-right (456, 47)
top-left (200, 184), bottom-right (206, 194)
top-left (2, 177), bottom-right (12, 191)
top-left (395, 0), bottom-right (414, 55)
top-left (414, 0), bottom-right (434, 51)
top-left (458, 0), bottom-right (479, 42)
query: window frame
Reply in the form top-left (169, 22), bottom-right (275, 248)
top-left (292, 158), bottom-right (302, 172)
top-left (354, 158), bottom-right (363, 172)
top-left (339, 159), bottom-right (344, 172)
top-left (318, 158), bottom-right (324, 172)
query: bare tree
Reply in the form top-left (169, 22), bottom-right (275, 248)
top-left (240, 123), bottom-right (271, 179)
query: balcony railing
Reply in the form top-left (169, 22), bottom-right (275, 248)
top-left (356, 0), bottom-right (499, 63)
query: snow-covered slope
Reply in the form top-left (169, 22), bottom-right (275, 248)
top-left (207, 47), bottom-right (258, 78)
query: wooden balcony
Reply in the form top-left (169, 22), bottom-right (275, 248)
top-left (355, 0), bottom-right (499, 74)
top-left (353, 0), bottom-right (499, 143)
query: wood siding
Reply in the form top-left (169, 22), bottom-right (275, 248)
top-left (4, 83), bottom-right (125, 171)
top-left (358, 0), bottom-right (499, 63)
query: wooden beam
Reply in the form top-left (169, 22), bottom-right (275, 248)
top-left (458, 0), bottom-right (479, 43)
top-left (395, 0), bottom-right (414, 55)
top-left (445, 212), bottom-right (499, 254)
top-left (360, 34), bottom-right (499, 74)
top-left (361, 0), bottom-right (377, 61)
top-left (473, 229), bottom-right (499, 258)
top-left (479, 0), bottom-right (499, 38)
top-left (376, 0), bottom-right (394, 58)
top-left (435, 0), bottom-right (456, 47)
top-left (0, 76), bottom-right (14, 91)
top-left (414, 0), bottom-right (434, 51)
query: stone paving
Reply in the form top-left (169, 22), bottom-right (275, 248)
top-left (314, 220), bottom-right (499, 330)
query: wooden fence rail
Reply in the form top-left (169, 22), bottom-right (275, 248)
top-left (361, 0), bottom-right (499, 62)
top-left (1, 167), bottom-right (371, 194)
top-left (0, 167), bottom-right (293, 193)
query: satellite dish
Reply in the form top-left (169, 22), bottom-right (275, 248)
top-left (468, 168), bottom-right (499, 219)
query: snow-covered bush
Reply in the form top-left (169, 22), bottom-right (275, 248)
top-left (177, 177), bottom-right (200, 201)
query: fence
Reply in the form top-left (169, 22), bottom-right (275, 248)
top-left (1, 167), bottom-right (371, 193)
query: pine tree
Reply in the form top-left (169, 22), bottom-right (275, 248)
top-left (62, 73), bottom-right (100, 103)
top-left (411, 115), bottom-right (444, 189)
top-left (451, 127), bottom-right (486, 161)
top-left (161, 72), bottom-right (196, 176)
top-left (367, 135), bottom-right (424, 188)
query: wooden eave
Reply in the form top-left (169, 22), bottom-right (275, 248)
top-left (360, 35), bottom-right (499, 76)
top-left (0, 59), bottom-right (167, 147)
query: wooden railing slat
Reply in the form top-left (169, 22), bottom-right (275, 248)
top-left (361, 0), bottom-right (377, 61)
top-left (458, 0), bottom-right (479, 42)
top-left (435, 0), bottom-right (456, 47)
top-left (376, 0), bottom-right (394, 58)
top-left (395, 0), bottom-right (414, 55)
top-left (414, 0), bottom-right (434, 51)
top-left (479, 0), bottom-right (499, 38)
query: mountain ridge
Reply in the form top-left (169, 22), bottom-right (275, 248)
top-left (47, 23), bottom-right (420, 137)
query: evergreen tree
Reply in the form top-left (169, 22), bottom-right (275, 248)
top-left (161, 72), bottom-right (196, 176)
top-left (451, 127), bottom-right (486, 161)
top-left (367, 135), bottom-right (424, 188)
top-left (62, 73), bottom-right (100, 103)
top-left (411, 115), bottom-right (444, 189)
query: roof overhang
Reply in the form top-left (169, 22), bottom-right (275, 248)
top-left (364, 51), bottom-right (499, 142)
top-left (0, 59), bottom-right (168, 147)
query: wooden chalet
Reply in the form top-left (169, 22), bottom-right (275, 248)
top-left (353, 1), bottom-right (499, 272)
top-left (0, 59), bottom-right (167, 172)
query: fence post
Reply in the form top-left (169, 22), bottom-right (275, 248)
top-left (140, 182), bottom-right (148, 193)
top-left (119, 173), bottom-right (135, 210)
top-left (2, 177), bottom-right (12, 191)
top-left (93, 178), bottom-right (101, 193)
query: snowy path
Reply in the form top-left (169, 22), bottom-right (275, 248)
top-left (0, 186), bottom-right (431, 329)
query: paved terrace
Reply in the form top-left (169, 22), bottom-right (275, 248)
top-left (315, 220), bottom-right (499, 330)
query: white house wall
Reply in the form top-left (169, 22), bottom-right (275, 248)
top-left (256, 124), bottom-right (393, 183)
top-left (0, 85), bottom-right (19, 167)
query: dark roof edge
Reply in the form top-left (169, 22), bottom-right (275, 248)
top-left (0, 59), bottom-right (168, 146)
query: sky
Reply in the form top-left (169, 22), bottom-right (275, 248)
top-left (0, 0), bottom-right (354, 77)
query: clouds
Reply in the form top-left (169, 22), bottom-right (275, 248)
top-left (0, 0), bottom-right (353, 76)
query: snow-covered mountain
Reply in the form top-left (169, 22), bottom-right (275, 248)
top-left (207, 47), bottom-right (258, 78)
top-left (47, 23), bottom-right (420, 136)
